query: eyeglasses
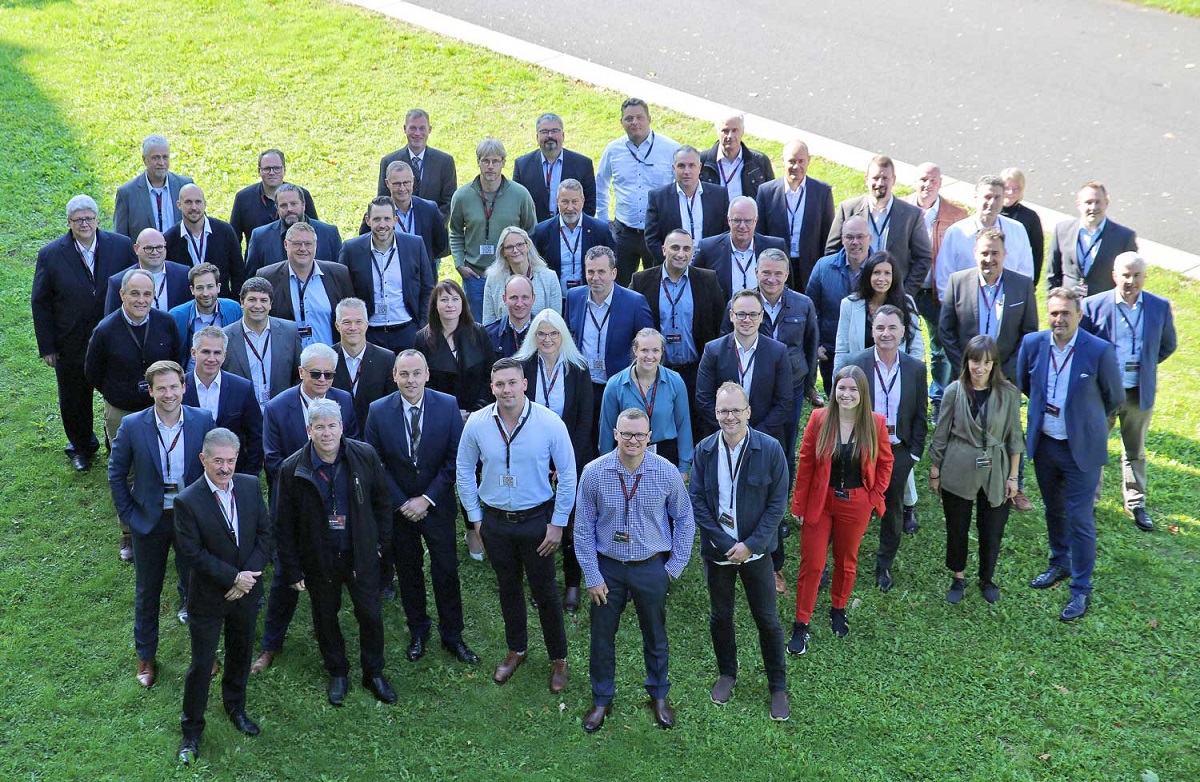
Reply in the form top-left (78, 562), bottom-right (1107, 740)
top-left (537, 128), bottom-right (563, 137)
top-left (728, 218), bottom-right (755, 226)
top-left (501, 241), bottom-right (528, 253)
top-left (715, 407), bottom-right (748, 418)
top-left (259, 166), bottom-right (284, 174)
top-left (843, 233), bottom-right (869, 242)
top-left (139, 245), bottom-right (167, 253)
top-left (536, 331), bottom-right (561, 341)
top-left (304, 370), bottom-right (336, 380)
top-left (69, 216), bottom-right (96, 225)
top-left (732, 311), bottom-right (763, 320)
top-left (288, 240), bottom-right (316, 249)
top-left (615, 431), bottom-right (650, 442)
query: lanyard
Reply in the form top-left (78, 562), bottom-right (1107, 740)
top-left (763, 300), bottom-right (783, 340)
top-left (736, 344), bottom-right (756, 386)
top-left (315, 460), bottom-right (342, 515)
top-left (721, 435), bottom-right (749, 514)
top-left (867, 206), bottom-right (892, 251)
top-left (539, 357), bottom-right (562, 403)
top-left (587, 303), bottom-right (611, 354)
top-left (786, 185), bottom-right (805, 243)
top-left (75, 241), bottom-right (96, 283)
top-left (243, 330), bottom-right (270, 385)
top-left (543, 157), bottom-right (559, 189)
top-left (215, 487), bottom-right (238, 539)
top-left (717, 157), bottom-right (741, 185)
top-left (682, 190), bottom-right (698, 237)
top-left (124, 319), bottom-right (148, 363)
top-left (1049, 344), bottom-right (1075, 396)
top-left (733, 242), bottom-right (755, 290)
top-left (559, 224), bottom-right (582, 278)
top-left (493, 406), bottom-right (531, 471)
top-left (874, 360), bottom-right (899, 419)
top-left (347, 356), bottom-right (363, 394)
top-left (661, 276), bottom-right (687, 329)
top-left (625, 132), bottom-right (656, 166)
top-left (372, 244), bottom-right (396, 302)
top-left (979, 275), bottom-right (1003, 334)
top-left (617, 470), bottom-right (643, 520)
top-left (152, 272), bottom-right (168, 310)
top-left (153, 189), bottom-right (165, 232)
top-left (478, 185), bottom-right (499, 238)
top-left (634, 370), bottom-right (659, 420)
top-left (185, 229), bottom-right (207, 265)
top-left (395, 207), bottom-right (415, 235)
top-left (295, 272), bottom-right (314, 323)
top-left (1118, 305), bottom-right (1142, 355)
top-left (157, 425), bottom-right (183, 480)
top-left (1077, 229), bottom-right (1102, 273)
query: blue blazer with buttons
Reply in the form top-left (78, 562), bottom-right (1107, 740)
top-left (364, 387), bottom-right (462, 511)
top-left (183, 369), bottom-right (264, 476)
top-left (1080, 290), bottom-right (1175, 410)
top-left (565, 284), bottom-right (654, 384)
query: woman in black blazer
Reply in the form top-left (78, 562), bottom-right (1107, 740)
top-left (514, 307), bottom-right (593, 612)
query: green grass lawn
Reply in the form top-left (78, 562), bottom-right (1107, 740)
top-left (1, 1), bottom-right (1197, 780)
top-left (1129, 0), bottom-right (1200, 16)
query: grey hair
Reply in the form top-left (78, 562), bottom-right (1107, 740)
top-left (202, 427), bottom-right (241, 455)
top-left (66, 194), bottom-right (98, 219)
top-left (513, 308), bottom-right (587, 370)
top-left (335, 297), bottom-right (369, 321)
top-left (385, 160), bottom-right (414, 178)
top-left (727, 196), bottom-right (758, 216)
top-left (536, 112), bottom-right (564, 128)
top-left (306, 397), bottom-right (343, 426)
top-left (192, 325), bottom-right (229, 350)
top-left (121, 267), bottom-right (154, 290)
top-left (275, 182), bottom-right (304, 201)
top-left (300, 343), bottom-right (337, 367)
top-left (476, 138), bottom-right (507, 161)
top-left (557, 178), bottom-right (584, 196)
top-left (141, 134), bottom-right (170, 155)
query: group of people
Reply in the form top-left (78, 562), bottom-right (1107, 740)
top-left (28, 98), bottom-right (1178, 762)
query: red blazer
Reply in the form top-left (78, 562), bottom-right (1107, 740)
top-left (791, 409), bottom-right (894, 522)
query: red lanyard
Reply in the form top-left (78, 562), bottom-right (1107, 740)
top-left (539, 358), bottom-right (562, 403)
top-left (634, 371), bottom-right (659, 420)
top-left (718, 157), bottom-right (741, 185)
top-left (617, 471), bottom-right (643, 518)
top-left (157, 425), bottom-right (183, 480)
top-left (243, 330), bottom-right (271, 385)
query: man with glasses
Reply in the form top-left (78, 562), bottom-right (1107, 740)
top-left (258, 222), bottom-right (354, 349)
top-left (113, 134), bottom-right (194, 241)
top-left (376, 109), bottom-right (458, 220)
top-left (105, 228), bottom-right (191, 315)
top-left (230, 149), bottom-right (319, 250)
top-left (360, 160), bottom-right (447, 282)
top-left (513, 113), bottom-right (597, 223)
top-left (694, 197), bottom-right (787, 301)
top-left (244, 184), bottom-right (343, 280)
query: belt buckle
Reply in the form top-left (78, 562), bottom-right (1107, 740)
top-left (505, 510), bottom-right (522, 523)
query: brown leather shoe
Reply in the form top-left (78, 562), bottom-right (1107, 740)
top-left (1011, 490), bottom-right (1034, 512)
top-left (119, 533), bottom-right (133, 563)
top-left (136, 658), bottom-right (156, 688)
top-left (582, 703), bottom-right (610, 733)
top-left (649, 697), bottom-right (676, 729)
top-left (774, 571), bottom-right (788, 595)
top-left (549, 658), bottom-right (569, 693)
top-left (250, 650), bottom-right (276, 675)
top-left (493, 650), bottom-right (526, 685)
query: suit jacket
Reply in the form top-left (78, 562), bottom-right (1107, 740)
top-left (722, 289), bottom-right (821, 393)
top-left (183, 369), bottom-right (264, 475)
top-left (644, 183), bottom-right (730, 264)
top-left (32, 230), bottom-right (136, 358)
top-left (846, 348), bottom-right (928, 457)
top-left (229, 182), bottom-right (319, 249)
top-left (565, 284), bottom-right (654, 383)
top-left (1017, 328), bottom-right (1124, 472)
top-left (113, 171), bottom-right (194, 240)
top-left (512, 148), bottom-right (597, 222)
top-left (262, 385), bottom-right (359, 481)
top-left (222, 317), bottom-right (303, 401)
top-left (258, 260), bottom-right (354, 326)
top-left (939, 270), bottom-right (1038, 380)
top-left (357, 196), bottom-right (448, 280)
top-left (244, 218), bottom-right (343, 280)
top-left (364, 387), bottom-right (462, 510)
top-left (1081, 290), bottom-right (1176, 410)
top-left (690, 428), bottom-right (789, 563)
top-left (522, 357), bottom-right (595, 470)
top-left (754, 176), bottom-right (835, 288)
top-left (792, 410), bottom-right (893, 522)
top-left (376, 145), bottom-right (458, 219)
top-left (1047, 218), bottom-right (1138, 295)
top-left (698, 142), bottom-right (775, 200)
top-left (169, 299), bottom-right (244, 364)
top-left (629, 264), bottom-right (726, 355)
top-left (84, 309), bottom-right (181, 411)
top-left (531, 215), bottom-right (614, 296)
top-left (107, 405), bottom-right (214, 535)
top-left (903, 194), bottom-right (967, 268)
top-left (825, 196), bottom-right (932, 297)
top-left (415, 325), bottom-right (495, 412)
top-left (104, 261), bottom-right (192, 315)
top-left (337, 232), bottom-right (433, 327)
top-left (693, 232), bottom-right (789, 301)
top-left (695, 334), bottom-right (792, 439)
top-left (832, 296), bottom-right (925, 375)
top-left (333, 341), bottom-right (397, 426)
top-left (174, 473), bottom-right (273, 613)
top-left (164, 217), bottom-right (243, 297)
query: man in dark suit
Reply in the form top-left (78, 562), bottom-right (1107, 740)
top-left (229, 149), bottom-right (319, 250)
top-left (331, 298), bottom-right (396, 427)
top-left (644, 146), bottom-right (730, 264)
top-left (755, 140), bottom-right (834, 290)
top-left (531, 179), bottom-right (614, 298)
top-left (259, 222), bottom-right (354, 348)
top-left (376, 108), bottom-right (457, 220)
top-left (1048, 181), bottom-right (1139, 297)
top-left (243, 184), bottom-right (343, 280)
top-left (32, 194), bottom-right (136, 472)
top-left (699, 113), bottom-right (774, 201)
top-left (169, 264), bottom-right (244, 369)
top-left (689, 382), bottom-right (790, 722)
top-left (694, 197), bottom-right (788, 301)
top-left (485, 275), bottom-right (536, 359)
top-left (1081, 253), bottom-right (1176, 531)
top-left (113, 134), bottom-right (194, 240)
top-left (338, 197), bottom-right (433, 352)
top-left (108, 360), bottom-right (215, 687)
top-left (166, 184), bottom-right (243, 297)
top-left (222, 277), bottom-right (303, 409)
top-left (174, 428), bottom-right (272, 765)
top-left (825, 155), bottom-right (932, 297)
top-left (845, 305), bottom-right (928, 593)
top-left (1018, 288), bottom-right (1124, 621)
top-left (512, 112), bottom-right (597, 222)
top-left (105, 228), bottom-right (192, 315)
top-left (360, 160), bottom-right (447, 282)
top-left (365, 350), bottom-right (479, 666)
top-left (184, 326), bottom-right (264, 476)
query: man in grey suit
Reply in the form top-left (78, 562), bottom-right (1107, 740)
top-left (845, 305), bottom-right (927, 592)
top-left (1047, 181), bottom-right (1138, 297)
top-left (825, 155), bottom-right (931, 297)
top-left (257, 223), bottom-right (354, 349)
top-left (222, 277), bottom-right (302, 410)
top-left (376, 108), bottom-right (458, 221)
top-left (113, 134), bottom-right (194, 240)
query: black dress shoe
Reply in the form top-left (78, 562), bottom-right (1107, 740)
top-left (406, 634), bottom-right (429, 662)
top-left (178, 738), bottom-right (198, 765)
top-left (70, 454), bottom-right (89, 472)
top-left (582, 703), bottom-right (610, 733)
top-left (1132, 507), bottom-right (1154, 531)
top-left (876, 568), bottom-right (894, 593)
top-left (649, 697), bottom-right (676, 729)
top-left (228, 711), bottom-right (260, 737)
top-left (442, 639), bottom-right (480, 665)
top-left (946, 577), bottom-right (965, 604)
top-left (327, 675), bottom-right (349, 706)
top-left (830, 607), bottom-right (849, 638)
top-left (1060, 593), bottom-right (1090, 622)
top-left (363, 675), bottom-right (397, 704)
top-left (1029, 566), bottom-right (1069, 589)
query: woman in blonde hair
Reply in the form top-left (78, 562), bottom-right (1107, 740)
top-left (481, 225), bottom-right (562, 324)
top-left (788, 365), bottom-right (893, 655)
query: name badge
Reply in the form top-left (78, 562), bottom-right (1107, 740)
top-left (327, 514), bottom-right (346, 531)
top-left (1044, 403), bottom-right (1061, 418)
top-left (258, 388), bottom-right (271, 405)
top-left (138, 380), bottom-right (150, 395)
top-left (479, 244), bottom-right (496, 256)
top-left (612, 530), bottom-right (630, 544)
top-left (1074, 283), bottom-right (1088, 296)
top-left (589, 358), bottom-right (606, 373)
top-left (975, 456), bottom-right (992, 469)
top-left (665, 334), bottom-right (682, 344)
top-left (718, 512), bottom-right (736, 530)
top-left (297, 324), bottom-right (313, 339)
top-left (1125, 361), bottom-right (1140, 373)
top-left (886, 424), bottom-right (896, 436)
top-left (834, 488), bottom-right (850, 500)
top-left (499, 474), bottom-right (516, 488)
top-left (566, 280), bottom-right (584, 288)
top-left (375, 302), bottom-right (387, 318)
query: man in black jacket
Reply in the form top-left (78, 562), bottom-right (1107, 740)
top-left (699, 114), bottom-right (774, 201)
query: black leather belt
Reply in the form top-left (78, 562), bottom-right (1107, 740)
top-left (481, 501), bottom-right (551, 523)
top-left (370, 321), bottom-right (413, 332)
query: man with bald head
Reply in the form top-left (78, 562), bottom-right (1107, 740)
top-left (806, 215), bottom-right (871, 393)
top-left (699, 113), bottom-right (774, 201)
top-left (1048, 181), bottom-right (1139, 297)
top-left (113, 134), bottom-right (194, 240)
top-left (165, 184), bottom-right (243, 297)
top-left (105, 228), bottom-right (192, 315)
top-left (755, 139), bottom-right (834, 290)
top-left (644, 146), bottom-right (730, 264)
top-left (694, 197), bottom-right (787, 301)
top-left (485, 274), bottom-right (536, 359)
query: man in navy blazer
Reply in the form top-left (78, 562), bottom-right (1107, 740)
top-left (1047, 181), bottom-right (1139, 297)
top-left (512, 113), bottom-right (597, 222)
top-left (531, 179), bottom-right (614, 298)
top-left (644, 146), bottom-right (730, 264)
top-left (184, 325), bottom-right (264, 476)
top-left (365, 350), bottom-right (479, 665)
top-left (229, 149), bottom-right (319, 250)
top-left (1018, 288), bottom-right (1124, 621)
top-left (243, 184), bottom-right (343, 280)
top-left (32, 194), bottom-right (136, 470)
top-left (360, 160), bottom-right (448, 282)
top-left (222, 277), bottom-right (303, 408)
top-left (165, 184), bottom-right (243, 297)
top-left (104, 229), bottom-right (192, 315)
top-left (112, 134), bottom-right (194, 240)
top-left (375, 109), bottom-right (458, 220)
top-left (693, 197), bottom-right (788, 301)
top-left (755, 140), bottom-right (835, 290)
top-left (108, 360), bottom-right (215, 687)
top-left (1081, 253), bottom-right (1176, 531)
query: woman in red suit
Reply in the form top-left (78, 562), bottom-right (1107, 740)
top-left (788, 365), bottom-right (893, 655)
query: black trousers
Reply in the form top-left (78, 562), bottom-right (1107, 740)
top-left (260, 550), bottom-right (301, 652)
top-left (131, 515), bottom-right (189, 661)
top-left (55, 351), bottom-right (99, 455)
top-left (560, 509), bottom-right (582, 590)
top-left (665, 361), bottom-right (700, 445)
top-left (943, 488), bottom-right (1010, 583)
top-left (704, 556), bottom-right (786, 693)
top-left (613, 220), bottom-right (656, 286)
top-left (875, 442), bottom-right (914, 573)
top-left (307, 551), bottom-right (386, 678)
top-left (181, 593), bottom-right (258, 741)
top-left (480, 504), bottom-right (567, 659)
top-left (393, 507), bottom-right (464, 643)
top-left (818, 353), bottom-right (834, 397)
top-left (590, 554), bottom-right (670, 705)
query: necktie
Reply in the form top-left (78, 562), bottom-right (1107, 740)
top-left (409, 407), bottom-right (422, 460)
top-left (411, 156), bottom-right (423, 186)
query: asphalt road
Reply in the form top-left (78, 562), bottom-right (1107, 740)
top-left (416, 0), bottom-right (1200, 252)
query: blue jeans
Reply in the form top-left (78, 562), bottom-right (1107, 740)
top-left (915, 288), bottom-right (950, 402)
top-left (462, 274), bottom-right (486, 325)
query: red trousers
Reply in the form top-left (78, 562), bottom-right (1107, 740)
top-left (794, 486), bottom-right (874, 624)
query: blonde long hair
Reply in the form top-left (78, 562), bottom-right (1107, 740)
top-left (815, 365), bottom-right (878, 462)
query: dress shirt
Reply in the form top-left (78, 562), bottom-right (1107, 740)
top-left (456, 399), bottom-right (577, 527)
top-left (242, 323), bottom-right (272, 407)
top-left (677, 183), bottom-right (706, 241)
top-left (734, 336), bottom-right (759, 400)
top-left (394, 203), bottom-right (417, 236)
top-left (713, 432), bottom-right (762, 565)
top-left (1077, 219), bottom-right (1107, 278)
top-left (558, 218), bottom-right (584, 294)
top-left (289, 264), bottom-right (333, 347)
top-left (400, 395), bottom-right (434, 505)
top-left (368, 238), bottom-right (412, 327)
top-left (1114, 291), bottom-right (1144, 388)
top-left (156, 408), bottom-right (186, 509)
top-left (146, 175), bottom-right (176, 232)
top-left (715, 152), bottom-right (743, 201)
top-left (1041, 331), bottom-right (1078, 440)
top-left (583, 288), bottom-right (615, 384)
top-left (205, 473), bottom-right (239, 545)
top-left (920, 198), bottom-right (940, 285)
top-left (76, 237), bottom-right (97, 277)
top-left (181, 218), bottom-right (212, 266)
top-left (343, 346), bottom-right (365, 397)
top-left (534, 355), bottom-right (567, 417)
top-left (148, 268), bottom-right (169, 311)
top-left (785, 180), bottom-right (807, 257)
top-left (542, 154), bottom-right (563, 216)
top-left (872, 349), bottom-right (901, 444)
top-left (194, 372), bottom-right (222, 419)
top-left (595, 131), bottom-right (680, 227)
top-left (659, 268), bottom-right (697, 366)
top-left (574, 450), bottom-right (694, 588)
top-left (762, 295), bottom-right (785, 339)
top-left (730, 239), bottom-right (758, 293)
top-left (935, 215), bottom-right (1033, 299)
top-left (867, 196), bottom-right (894, 253)
top-left (976, 274), bottom-right (1005, 340)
